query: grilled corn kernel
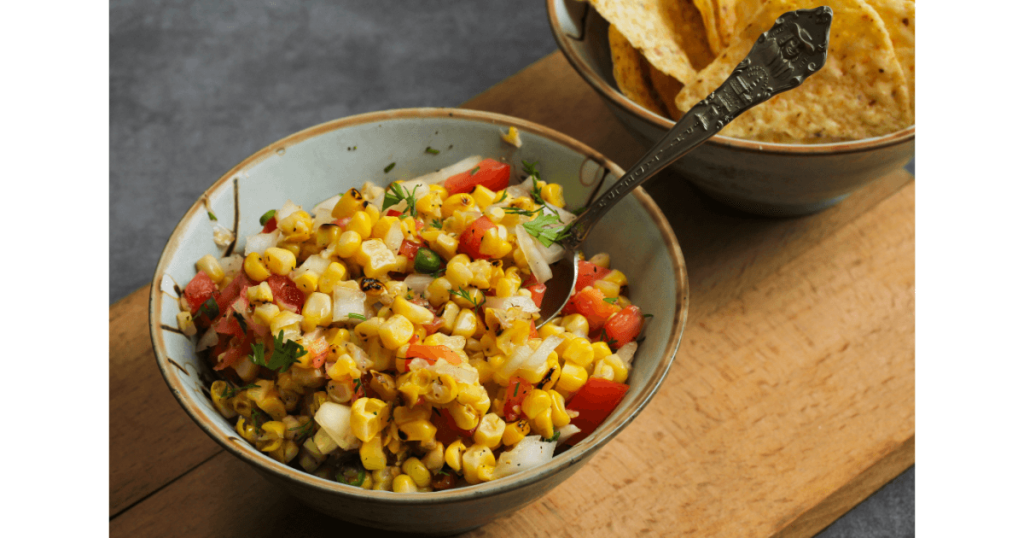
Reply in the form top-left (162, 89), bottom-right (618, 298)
top-left (423, 374), bottom-right (460, 405)
top-left (433, 233), bottom-right (459, 260)
top-left (326, 355), bottom-right (359, 381)
top-left (392, 296), bottom-right (435, 325)
top-left (351, 397), bottom-right (390, 442)
top-left (424, 276), bottom-right (452, 307)
top-left (470, 357), bottom-right (494, 385)
top-left (440, 301), bottom-right (460, 332)
top-left (561, 314), bottom-right (590, 339)
top-left (604, 269), bottom-right (628, 286)
top-left (196, 254), bottom-right (225, 283)
top-left (441, 193), bottom-right (475, 218)
top-left (264, 247), bottom-right (297, 276)
top-left (346, 211), bottom-right (373, 240)
top-left (532, 407), bottom-right (555, 439)
top-left (522, 389), bottom-right (552, 420)
top-left (557, 362), bottom-right (588, 395)
top-left (540, 183), bottom-right (566, 208)
top-left (209, 381), bottom-right (236, 418)
top-left (452, 309), bottom-right (478, 338)
top-left (473, 413), bottom-right (505, 449)
top-left (379, 314), bottom-right (415, 350)
top-left (479, 227), bottom-right (513, 258)
top-left (592, 359), bottom-right (615, 381)
top-left (293, 271), bottom-right (319, 295)
top-left (270, 310), bottom-right (303, 336)
top-left (301, 292), bottom-right (332, 332)
top-left (549, 390), bottom-right (571, 427)
top-left (246, 281), bottom-right (272, 303)
top-left (257, 421), bottom-right (286, 452)
top-left (444, 439), bottom-right (466, 473)
top-left (538, 323), bottom-right (566, 340)
top-left (560, 336), bottom-right (595, 367)
top-left (277, 241), bottom-right (301, 258)
top-left (447, 402), bottom-right (480, 431)
top-left (593, 279), bottom-right (621, 299)
top-left (278, 210), bottom-right (313, 242)
top-left (462, 444), bottom-right (496, 485)
top-left (451, 287), bottom-right (484, 310)
top-left (235, 417), bottom-right (258, 443)
top-left (360, 435), bottom-right (387, 471)
top-left (244, 252), bottom-right (272, 281)
top-left (355, 239), bottom-right (399, 278)
top-left (602, 353), bottom-right (630, 383)
top-left (401, 458), bottom-right (432, 488)
top-left (371, 466), bottom-right (398, 491)
top-left (176, 311), bottom-right (197, 336)
top-left (317, 262), bottom-right (348, 294)
top-left (398, 419), bottom-right (437, 442)
top-left (332, 188), bottom-right (365, 218)
top-left (369, 371), bottom-right (398, 401)
top-left (507, 421), bottom-right (532, 447)
top-left (445, 261), bottom-right (473, 289)
top-left (392, 474), bottom-right (417, 493)
top-left (315, 223), bottom-right (342, 249)
top-left (415, 191), bottom-right (443, 219)
top-left (588, 252), bottom-right (611, 268)
top-left (333, 230), bottom-right (363, 258)
top-left (253, 303), bottom-right (280, 326)
top-left (470, 185), bottom-right (497, 208)
top-left (371, 215), bottom-right (400, 240)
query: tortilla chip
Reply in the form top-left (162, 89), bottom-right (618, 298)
top-left (721, 0), bottom-right (768, 45)
top-left (691, 0), bottom-right (724, 54)
top-left (647, 65), bottom-right (684, 120)
top-left (865, 0), bottom-right (915, 116)
top-left (609, 24), bottom-right (667, 116)
top-left (589, 0), bottom-right (705, 84)
top-left (675, 0), bottom-right (913, 143)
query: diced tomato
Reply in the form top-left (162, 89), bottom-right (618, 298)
top-left (332, 217), bottom-right (351, 229)
top-left (443, 158), bottom-right (511, 194)
top-left (406, 344), bottom-right (462, 365)
top-left (262, 217), bottom-right (277, 233)
top-left (385, 209), bottom-right (402, 217)
top-left (213, 311), bottom-right (245, 339)
top-left (601, 306), bottom-right (644, 349)
top-left (575, 260), bottom-right (612, 293)
top-left (305, 337), bottom-right (330, 369)
top-left (183, 271), bottom-right (218, 314)
top-left (503, 376), bottom-right (534, 422)
top-left (528, 320), bottom-right (540, 339)
top-left (352, 375), bottom-right (368, 401)
top-left (564, 378), bottom-right (629, 445)
top-left (214, 331), bottom-right (256, 371)
top-left (434, 408), bottom-right (476, 445)
top-left (266, 275), bottom-right (305, 313)
top-left (215, 271), bottom-right (256, 314)
top-left (458, 216), bottom-right (497, 259)
top-left (563, 287), bottom-right (620, 330)
top-left (423, 316), bottom-right (446, 336)
top-left (526, 282), bottom-right (546, 308)
top-left (399, 239), bottom-right (423, 260)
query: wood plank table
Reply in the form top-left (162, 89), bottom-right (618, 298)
top-left (109, 52), bottom-right (914, 537)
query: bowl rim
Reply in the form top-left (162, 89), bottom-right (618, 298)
top-left (545, 0), bottom-right (915, 155)
top-left (149, 107), bottom-right (689, 505)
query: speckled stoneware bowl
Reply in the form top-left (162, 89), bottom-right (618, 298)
top-left (548, 0), bottom-right (915, 216)
top-left (150, 108), bottom-right (687, 534)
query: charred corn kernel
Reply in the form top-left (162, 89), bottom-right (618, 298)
top-left (235, 417), bottom-right (258, 443)
top-left (540, 361), bottom-right (561, 391)
top-left (209, 381), bottom-right (236, 417)
top-left (257, 421), bottom-right (286, 452)
top-left (588, 252), bottom-right (610, 268)
top-left (244, 252), bottom-right (272, 281)
top-left (479, 227), bottom-right (513, 258)
top-left (333, 230), bottom-right (363, 258)
top-left (324, 327), bottom-right (350, 348)
top-left (315, 223), bottom-right (342, 249)
top-left (532, 408), bottom-right (555, 439)
top-left (353, 317), bottom-right (384, 340)
top-left (448, 402), bottom-right (480, 431)
top-left (392, 474), bottom-right (417, 493)
top-left (371, 215), bottom-right (400, 240)
top-left (557, 362), bottom-right (588, 394)
top-left (269, 439), bottom-right (300, 464)
top-left (253, 303), bottom-right (280, 326)
top-left (473, 413), bottom-right (505, 449)
top-left (468, 260), bottom-right (495, 289)
top-left (540, 183), bottom-right (566, 208)
top-left (415, 191), bottom-right (442, 218)
top-left (270, 311), bottom-right (303, 337)
top-left (517, 354), bottom-right (554, 384)
top-left (452, 309), bottom-right (478, 338)
top-left (398, 419), bottom-right (437, 442)
top-left (346, 211), bottom-right (373, 240)
top-left (317, 262), bottom-right (348, 294)
top-left (470, 185), bottom-right (497, 208)
top-left (560, 336), bottom-right (595, 367)
top-left (176, 311), bottom-right (197, 337)
top-left (379, 314), bottom-right (414, 350)
top-left (264, 247), bottom-right (297, 276)
top-left (424, 374), bottom-right (460, 405)
top-left (351, 397), bottom-right (390, 442)
top-left (402, 458), bottom-right (431, 488)
top-left (360, 435), bottom-right (387, 471)
top-left (522, 389), bottom-right (552, 420)
top-left (369, 371), bottom-right (398, 401)
top-left (355, 239), bottom-right (399, 278)
top-left (592, 341), bottom-right (613, 361)
top-left (441, 193), bottom-right (475, 218)
top-left (258, 395), bottom-right (288, 421)
top-left (293, 271), bottom-right (319, 295)
top-left (246, 281), bottom-right (273, 303)
top-left (462, 444), bottom-right (496, 485)
top-left (433, 233), bottom-right (459, 260)
top-left (440, 301), bottom-right (460, 332)
top-left (332, 188), bottom-right (366, 218)
top-left (301, 292), bottom-right (332, 331)
top-left (391, 296), bottom-right (434, 325)
top-left (278, 210), bottom-right (313, 242)
top-left (503, 419), bottom-right (530, 446)
top-left (592, 359), bottom-right (615, 381)
top-left (393, 403), bottom-right (432, 425)
top-left (549, 390), bottom-right (570, 427)
top-left (594, 279), bottom-right (621, 298)
top-left (508, 196), bottom-right (536, 213)
top-left (538, 323), bottom-right (566, 340)
top-left (196, 254), bottom-right (225, 283)
top-left (604, 269), bottom-right (628, 286)
top-left (451, 287), bottom-right (484, 310)
top-left (444, 439), bottom-right (466, 472)
top-left (326, 356), bottom-right (359, 381)
top-left (500, 126), bottom-right (521, 147)
top-left (561, 314), bottom-right (590, 338)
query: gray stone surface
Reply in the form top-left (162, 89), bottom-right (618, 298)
top-left (109, 1), bottom-right (913, 535)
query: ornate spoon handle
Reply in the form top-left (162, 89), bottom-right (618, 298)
top-left (561, 6), bottom-right (833, 250)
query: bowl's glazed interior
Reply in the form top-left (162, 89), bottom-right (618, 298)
top-left (150, 108), bottom-right (687, 533)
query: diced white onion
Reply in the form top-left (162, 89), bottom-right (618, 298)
top-left (313, 194), bottom-right (341, 214)
top-left (212, 224), bottom-right (234, 248)
top-left (314, 402), bottom-right (359, 451)
top-left (515, 224), bottom-right (552, 283)
top-left (244, 230), bottom-right (281, 256)
top-left (408, 155), bottom-right (483, 186)
top-left (617, 341), bottom-right (638, 366)
top-left (296, 253), bottom-right (331, 278)
top-left (405, 274), bottom-right (434, 295)
top-left (219, 254), bottom-right (243, 275)
top-left (521, 335), bottom-right (564, 374)
top-left (196, 327), bottom-right (219, 351)
top-left (483, 295), bottom-right (540, 315)
top-left (345, 342), bottom-right (373, 372)
top-left (555, 424), bottom-right (581, 446)
top-left (277, 200), bottom-right (301, 222)
top-left (434, 361), bottom-right (479, 385)
top-left (384, 221), bottom-right (404, 254)
top-left (498, 344), bottom-right (533, 379)
top-left (312, 205), bottom-right (335, 229)
top-left (493, 435), bottom-right (556, 479)
top-left (332, 287), bottom-right (368, 322)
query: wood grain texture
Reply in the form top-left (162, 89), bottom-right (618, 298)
top-left (109, 52), bottom-right (915, 536)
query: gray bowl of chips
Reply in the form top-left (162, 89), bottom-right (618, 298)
top-left (548, 0), bottom-right (915, 216)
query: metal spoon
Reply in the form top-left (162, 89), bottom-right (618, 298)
top-left (537, 6), bottom-right (834, 325)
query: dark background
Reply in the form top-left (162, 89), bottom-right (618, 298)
top-left (109, 1), bottom-right (914, 535)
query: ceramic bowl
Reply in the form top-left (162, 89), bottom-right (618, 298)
top-left (150, 108), bottom-right (688, 534)
top-left (547, 0), bottom-right (915, 216)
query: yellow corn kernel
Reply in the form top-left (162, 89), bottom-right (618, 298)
top-left (371, 466), bottom-right (398, 491)
top-left (253, 303), bottom-right (280, 326)
top-left (369, 371), bottom-right (398, 401)
top-left (360, 435), bottom-right (387, 471)
top-left (264, 247), bottom-right (297, 276)
top-left (433, 233), bottom-right (459, 260)
top-left (593, 279), bottom-right (621, 298)
top-left (512, 247), bottom-right (529, 270)
top-left (539, 360), bottom-right (561, 391)
top-left (245, 281), bottom-right (272, 303)
top-left (346, 211), bottom-right (373, 240)
top-left (445, 261), bottom-right (473, 290)
top-left (317, 262), bottom-right (348, 294)
top-left (391, 296), bottom-right (435, 325)
top-left (470, 185), bottom-right (497, 208)
top-left (333, 230), bottom-right (363, 258)
top-left (451, 288), bottom-right (484, 311)
top-left (301, 292), bottom-right (332, 332)
top-left (603, 353), bottom-right (629, 384)
top-left (588, 342), bottom-right (611, 363)
top-left (439, 301), bottom-right (460, 332)
top-left (557, 362), bottom-right (588, 395)
top-left (447, 402), bottom-right (480, 431)
top-left (398, 419), bottom-right (437, 442)
top-left (427, 184), bottom-right (448, 198)
top-left (531, 407), bottom-right (555, 439)
top-left (561, 314), bottom-right (590, 338)
top-left (235, 416), bottom-right (258, 443)
top-left (415, 191), bottom-right (442, 219)
top-left (270, 439), bottom-right (300, 464)
top-left (470, 357), bottom-right (494, 385)
top-left (441, 193), bottom-right (475, 218)
top-left (326, 355), bottom-right (359, 381)
top-left (257, 421), bottom-right (286, 452)
top-left (392, 474), bottom-right (417, 493)
top-left (588, 252), bottom-right (610, 269)
top-left (604, 269), bottom-right (628, 286)
top-left (402, 458), bottom-right (432, 488)
top-left (478, 227), bottom-right (513, 258)
top-left (560, 336), bottom-right (595, 367)
top-left (364, 204), bottom-right (380, 226)
top-left (315, 223), bottom-right (342, 249)
top-left (278, 210), bottom-right (313, 242)
top-left (351, 397), bottom-right (390, 442)
top-left (502, 419), bottom-right (530, 446)
top-left (461, 444), bottom-right (495, 485)
top-left (444, 439), bottom-right (466, 473)
top-left (355, 239), bottom-right (399, 278)
top-left (422, 277), bottom-right (451, 308)
top-left (393, 403), bottom-right (432, 426)
top-left (175, 311), bottom-right (197, 337)
top-left (209, 381), bottom-right (236, 418)
top-left (423, 374), bottom-right (460, 406)
top-left (473, 413), bottom-right (505, 449)
top-left (549, 390), bottom-right (571, 427)
top-left (379, 314), bottom-right (414, 350)
top-left (196, 254), bottom-right (225, 283)
top-left (370, 215), bottom-right (400, 240)
top-left (540, 183), bottom-right (566, 208)
top-left (277, 241), bottom-right (301, 258)
top-left (332, 188), bottom-right (366, 218)
top-left (292, 271), bottom-right (319, 295)
top-left (244, 252), bottom-right (272, 281)
top-left (270, 311), bottom-right (303, 338)
top-left (521, 389), bottom-right (552, 420)
top-left (592, 359), bottom-right (615, 381)
top-left (452, 309), bottom-right (478, 338)
top-left (538, 323), bottom-right (566, 341)
top-left (420, 226), bottom-right (442, 243)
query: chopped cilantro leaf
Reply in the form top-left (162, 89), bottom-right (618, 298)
top-left (348, 313), bottom-right (367, 321)
top-left (542, 431), bottom-right (561, 443)
top-left (603, 297), bottom-right (617, 304)
top-left (382, 182), bottom-right (420, 217)
top-left (494, 190), bottom-right (508, 204)
top-left (430, 218), bottom-right (443, 229)
top-left (384, 162), bottom-right (396, 173)
top-left (199, 297), bottom-right (219, 319)
top-left (522, 160), bottom-right (540, 178)
top-left (530, 177), bottom-right (545, 204)
top-left (643, 313), bottom-right (654, 319)
top-left (425, 146), bottom-right (440, 155)
top-left (207, 211), bottom-right (217, 221)
top-left (470, 166), bottom-right (480, 176)
top-left (522, 213), bottom-right (571, 248)
top-left (249, 331), bottom-right (305, 373)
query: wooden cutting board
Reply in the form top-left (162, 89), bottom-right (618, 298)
top-left (109, 52), bottom-right (914, 538)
